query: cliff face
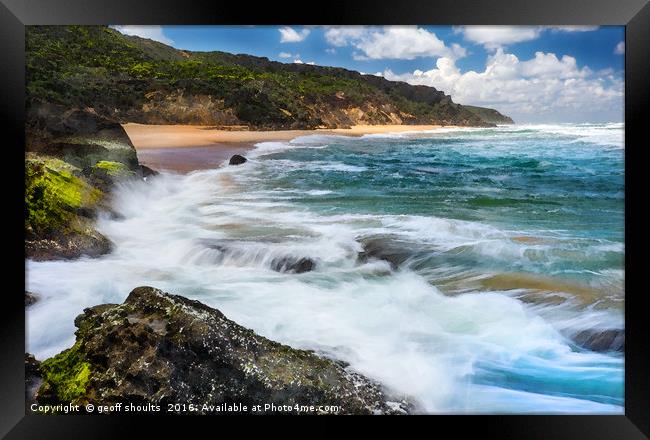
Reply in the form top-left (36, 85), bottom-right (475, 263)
top-left (33, 286), bottom-right (412, 414)
top-left (26, 26), bottom-right (512, 129)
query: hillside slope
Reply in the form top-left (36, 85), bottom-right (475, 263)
top-left (464, 105), bottom-right (515, 125)
top-left (26, 25), bottom-right (512, 129)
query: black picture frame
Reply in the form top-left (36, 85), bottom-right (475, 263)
top-left (2, 0), bottom-right (648, 437)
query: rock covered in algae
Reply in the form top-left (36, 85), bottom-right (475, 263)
top-left (36, 286), bottom-right (412, 414)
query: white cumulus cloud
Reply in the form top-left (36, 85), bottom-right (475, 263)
top-left (381, 49), bottom-right (623, 122)
top-left (293, 59), bottom-right (315, 65)
top-left (324, 26), bottom-right (466, 60)
top-left (278, 52), bottom-right (294, 58)
top-left (111, 25), bottom-right (174, 45)
top-left (614, 41), bottom-right (625, 54)
top-left (456, 26), bottom-right (541, 50)
top-left (279, 27), bottom-right (311, 43)
top-left (456, 26), bottom-right (600, 50)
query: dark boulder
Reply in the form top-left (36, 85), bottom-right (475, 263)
top-left (358, 236), bottom-right (414, 270)
top-left (270, 256), bottom-right (315, 273)
top-left (140, 164), bottom-right (159, 178)
top-left (229, 154), bottom-right (248, 166)
top-left (571, 329), bottom-right (624, 353)
top-left (36, 287), bottom-right (411, 414)
top-left (26, 229), bottom-right (113, 261)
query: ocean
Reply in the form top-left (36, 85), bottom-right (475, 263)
top-left (26, 123), bottom-right (625, 413)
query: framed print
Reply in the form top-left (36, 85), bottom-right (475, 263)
top-left (1, 0), bottom-right (648, 437)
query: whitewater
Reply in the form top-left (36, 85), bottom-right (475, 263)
top-left (26, 123), bottom-right (624, 414)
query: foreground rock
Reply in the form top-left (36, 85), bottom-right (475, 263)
top-left (36, 286), bottom-right (411, 414)
top-left (229, 154), bottom-right (247, 165)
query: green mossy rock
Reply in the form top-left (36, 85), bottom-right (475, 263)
top-left (25, 105), bottom-right (143, 260)
top-left (35, 287), bottom-right (413, 414)
top-left (25, 156), bottom-right (115, 260)
top-left (25, 157), bottom-right (101, 237)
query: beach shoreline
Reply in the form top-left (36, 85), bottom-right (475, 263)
top-left (122, 123), bottom-right (454, 172)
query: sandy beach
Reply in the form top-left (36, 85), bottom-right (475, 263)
top-left (122, 123), bottom-right (447, 172)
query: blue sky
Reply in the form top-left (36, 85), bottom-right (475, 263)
top-left (113, 25), bottom-right (625, 123)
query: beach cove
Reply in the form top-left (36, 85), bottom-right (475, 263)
top-left (123, 123), bottom-right (453, 172)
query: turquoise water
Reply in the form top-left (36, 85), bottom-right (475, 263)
top-left (27, 123), bottom-right (624, 413)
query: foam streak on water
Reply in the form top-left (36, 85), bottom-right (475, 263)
top-left (26, 123), bottom-right (624, 414)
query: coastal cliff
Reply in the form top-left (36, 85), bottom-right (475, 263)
top-left (30, 286), bottom-right (412, 414)
top-left (26, 25), bottom-right (512, 130)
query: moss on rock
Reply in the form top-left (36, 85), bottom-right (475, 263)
top-left (25, 157), bottom-right (102, 237)
top-left (39, 341), bottom-right (92, 404)
top-left (92, 160), bottom-right (135, 178)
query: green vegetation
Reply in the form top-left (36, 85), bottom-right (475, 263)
top-left (39, 340), bottom-right (92, 403)
top-left (26, 26), bottom-right (512, 128)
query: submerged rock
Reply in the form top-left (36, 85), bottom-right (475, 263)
top-left (229, 154), bottom-right (247, 165)
top-left (357, 236), bottom-right (414, 270)
top-left (571, 329), bottom-right (624, 353)
top-left (270, 256), bottom-right (315, 274)
top-left (36, 286), bottom-right (410, 414)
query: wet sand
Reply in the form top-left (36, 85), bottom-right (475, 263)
top-left (123, 123), bottom-right (448, 173)
top-left (135, 143), bottom-right (255, 173)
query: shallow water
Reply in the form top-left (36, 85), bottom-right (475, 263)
top-left (26, 123), bottom-right (624, 413)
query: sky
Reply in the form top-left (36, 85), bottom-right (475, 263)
top-left (113, 25), bottom-right (625, 123)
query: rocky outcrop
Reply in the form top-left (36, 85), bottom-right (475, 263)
top-left (26, 104), bottom-right (139, 169)
top-left (35, 287), bottom-right (411, 414)
top-left (228, 154), bottom-right (248, 165)
top-left (25, 227), bottom-right (113, 261)
top-left (25, 105), bottom-right (146, 260)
